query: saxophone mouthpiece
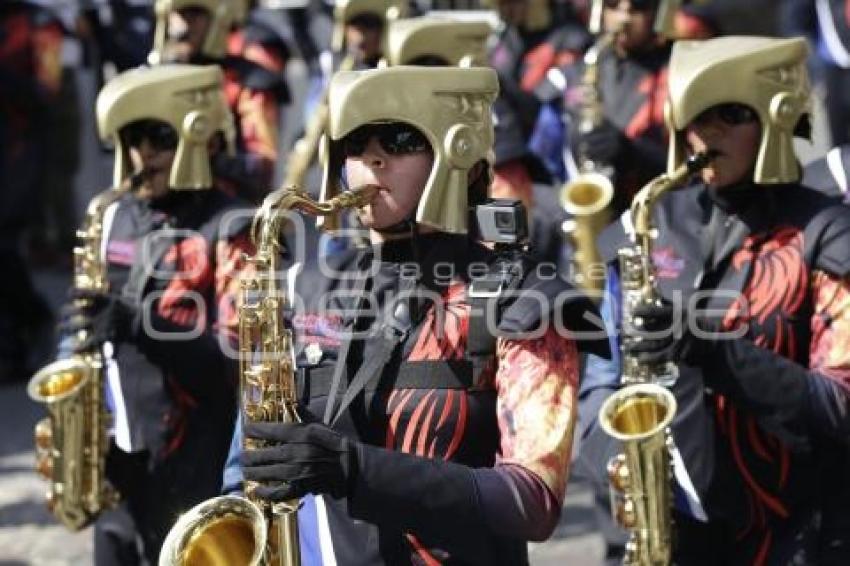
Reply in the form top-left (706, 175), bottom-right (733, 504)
top-left (347, 184), bottom-right (380, 206)
top-left (686, 150), bottom-right (719, 172)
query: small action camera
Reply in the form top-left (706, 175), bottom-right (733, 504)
top-left (474, 199), bottom-right (529, 246)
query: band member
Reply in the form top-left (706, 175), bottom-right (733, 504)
top-left (286, 0), bottom-right (407, 216)
top-left (579, 36), bottom-right (850, 563)
top-left (300, 0), bottom-right (407, 124)
top-left (224, 66), bottom-right (608, 564)
top-left (383, 15), bottom-right (491, 67)
top-left (486, 0), bottom-right (591, 183)
top-left (331, 0), bottom-right (406, 69)
top-left (554, 0), bottom-right (680, 215)
top-left (149, 0), bottom-right (289, 202)
top-left (58, 65), bottom-right (254, 565)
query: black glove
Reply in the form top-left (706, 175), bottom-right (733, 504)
top-left (621, 299), bottom-right (716, 366)
top-left (57, 288), bottom-right (137, 352)
top-left (245, 421), bottom-right (508, 561)
top-left (621, 299), bottom-right (680, 364)
top-left (623, 301), bottom-right (842, 450)
top-left (241, 421), bottom-right (355, 501)
top-left (578, 119), bottom-right (626, 165)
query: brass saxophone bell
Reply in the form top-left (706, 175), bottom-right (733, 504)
top-left (158, 495), bottom-right (267, 566)
top-left (28, 359), bottom-right (90, 403)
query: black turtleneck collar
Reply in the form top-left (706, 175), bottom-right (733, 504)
top-left (189, 54), bottom-right (220, 66)
top-left (705, 181), bottom-right (802, 234)
top-left (371, 232), bottom-right (494, 291)
top-left (147, 189), bottom-right (205, 213)
top-left (619, 41), bottom-right (672, 71)
top-left (706, 181), bottom-right (763, 213)
top-left (375, 232), bottom-right (470, 265)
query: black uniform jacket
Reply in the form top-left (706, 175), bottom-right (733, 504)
top-left (582, 182), bottom-right (850, 564)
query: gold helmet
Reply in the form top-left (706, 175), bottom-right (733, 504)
top-left (320, 66), bottom-right (499, 234)
top-left (588, 0), bottom-right (681, 37)
top-left (666, 36), bottom-right (810, 184)
top-left (97, 64), bottom-right (235, 190)
top-left (149, 0), bottom-right (246, 63)
top-left (331, 0), bottom-right (407, 53)
top-left (384, 16), bottom-right (491, 67)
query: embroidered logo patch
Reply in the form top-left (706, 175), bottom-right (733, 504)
top-left (106, 240), bottom-right (136, 266)
top-left (292, 313), bottom-right (344, 348)
top-left (652, 246), bottom-right (685, 279)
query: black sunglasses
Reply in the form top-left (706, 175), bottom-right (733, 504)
top-left (122, 120), bottom-right (180, 151)
top-left (342, 123), bottom-right (431, 158)
top-left (603, 0), bottom-right (658, 11)
top-left (347, 13), bottom-right (384, 30)
top-left (692, 103), bottom-right (759, 127)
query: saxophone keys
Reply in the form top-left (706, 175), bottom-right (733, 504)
top-left (34, 418), bottom-right (53, 449)
top-left (616, 496), bottom-right (637, 530)
top-left (45, 490), bottom-right (57, 512)
top-left (607, 453), bottom-right (631, 491)
top-left (36, 454), bottom-right (54, 479)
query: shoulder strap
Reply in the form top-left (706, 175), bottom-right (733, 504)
top-left (327, 275), bottom-right (417, 426)
top-left (466, 255), bottom-right (526, 383)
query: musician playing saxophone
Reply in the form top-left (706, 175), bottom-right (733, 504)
top-left (56, 65), bottom-right (255, 566)
top-left (547, 0), bottom-right (683, 215)
top-left (578, 36), bottom-right (850, 564)
top-left (148, 0), bottom-right (290, 203)
top-left (222, 66), bottom-right (609, 564)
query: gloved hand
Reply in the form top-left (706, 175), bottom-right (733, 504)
top-left (621, 299), bottom-right (715, 366)
top-left (241, 421), bottom-right (355, 501)
top-left (245, 419), bottom-right (506, 560)
top-left (58, 288), bottom-right (138, 352)
top-left (578, 119), bottom-right (626, 165)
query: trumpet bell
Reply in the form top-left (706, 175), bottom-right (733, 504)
top-left (27, 359), bottom-right (92, 404)
top-left (159, 495), bottom-right (267, 566)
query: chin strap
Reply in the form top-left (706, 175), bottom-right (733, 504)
top-left (375, 217), bottom-right (415, 236)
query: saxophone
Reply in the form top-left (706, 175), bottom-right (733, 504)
top-left (598, 152), bottom-right (714, 565)
top-left (283, 55), bottom-right (355, 189)
top-left (158, 184), bottom-right (378, 566)
top-left (559, 25), bottom-right (621, 293)
top-left (27, 175), bottom-right (140, 530)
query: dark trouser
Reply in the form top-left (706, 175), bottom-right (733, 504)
top-left (672, 509), bottom-right (824, 566)
top-left (95, 504), bottom-right (144, 566)
top-left (95, 450), bottom-right (176, 566)
top-left (94, 447), bottom-right (216, 566)
top-left (95, 427), bottom-right (233, 566)
top-left (0, 247), bottom-right (53, 379)
top-left (32, 67), bottom-right (80, 256)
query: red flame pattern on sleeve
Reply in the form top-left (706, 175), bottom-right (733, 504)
top-left (495, 328), bottom-right (579, 503)
top-left (723, 228), bottom-right (808, 359)
top-left (215, 232), bottom-right (256, 343)
top-left (715, 226), bottom-right (814, 560)
top-left (810, 270), bottom-right (850, 389)
top-left (157, 236), bottom-right (212, 328)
